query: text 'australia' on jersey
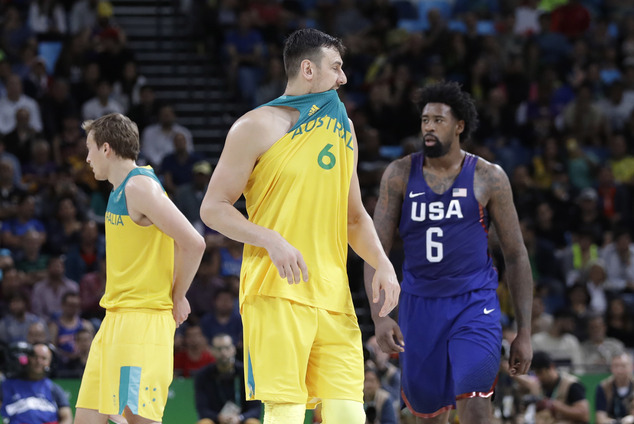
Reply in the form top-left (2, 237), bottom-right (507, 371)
top-left (399, 152), bottom-right (498, 297)
top-left (241, 90), bottom-right (356, 315)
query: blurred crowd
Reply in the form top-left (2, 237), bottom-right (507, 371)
top-left (4, 0), bottom-right (634, 422)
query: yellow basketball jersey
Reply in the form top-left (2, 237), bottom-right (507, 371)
top-left (101, 167), bottom-right (174, 310)
top-left (241, 90), bottom-right (355, 315)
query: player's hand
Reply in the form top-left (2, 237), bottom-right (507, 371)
top-left (374, 316), bottom-right (405, 354)
top-left (372, 261), bottom-right (400, 317)
top-left (265, 231), bottom-right (308, 284)
top-left (508, 329), bottom-right (532, 376)
top-left (172, 296), bottom-right (191, 328)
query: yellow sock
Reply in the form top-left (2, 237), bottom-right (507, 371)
top-left (263, 402), bottom-right (305, 424)
top-left (321, 399), bottom-right (365, 424)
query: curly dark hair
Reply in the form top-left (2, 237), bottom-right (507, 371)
top-left (416, 81), bottom-right (479, 143)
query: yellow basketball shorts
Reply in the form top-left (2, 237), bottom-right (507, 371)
top-left (242, 295), bottom-right (364, 407)
top-left (76, 309), bottom-right (176, 421)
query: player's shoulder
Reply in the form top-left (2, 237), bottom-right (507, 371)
top-left (387, 154), bottom-right (413, 176)
top-left (228, 106), bottom-right (295, 147)
top-left (125, 171), bottom-right (163, 197)
top-left (473, 154), bottom-right (509, 182)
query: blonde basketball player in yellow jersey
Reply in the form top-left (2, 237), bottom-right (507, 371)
top-left (200, 29), bottom-right (401, 424)
top-left (75, 114), bottom-right (206, 424)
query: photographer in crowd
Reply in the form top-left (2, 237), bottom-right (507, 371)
top-left (515, 351), bottom-right (589, 424)
top-left (596, 352), bottom-right (634, 424)
top-left (0, 342), bottom-right (72, 424)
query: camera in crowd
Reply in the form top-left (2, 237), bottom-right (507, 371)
top-left (0, 341), bottom-right (34, 379)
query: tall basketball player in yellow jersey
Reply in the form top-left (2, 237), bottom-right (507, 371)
top-left (200, 29), bottom-right (400, 424)
top-left (75, 114), bottom-right (205, 424)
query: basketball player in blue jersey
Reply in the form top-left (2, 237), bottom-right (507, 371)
top-left (364, 81), bottom-right (533, 423)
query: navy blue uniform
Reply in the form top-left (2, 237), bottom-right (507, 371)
top-left (399, 152), bottom-right (502, 417)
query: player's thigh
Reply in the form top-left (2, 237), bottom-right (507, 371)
top-left (307, 310), bottom-right (363, 402)
top-left (124, 406), bottom-right (160, 424)
top-left (74, 408), bottom-right (110, 424)
top-left (242, 296), bottom-right (318, 403)
top-left (448, 291), bottom-right (501, 395)
top-left (399, 292), bottom-right (456, 415)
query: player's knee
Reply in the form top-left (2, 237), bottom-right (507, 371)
top-left (321, 399), bottom-right (365, 424)
top-left (196, 419), bottom-right (215, 424)
top-left (263, 402), bottom-right (305, 424)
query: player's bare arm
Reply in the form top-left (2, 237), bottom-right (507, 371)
top-left (476, 159), bottom-right (533, 375)
top-left (363, 156), bottom-right (410, 353)
top-left (347, 121), bottom-right (399, 317)
top-left (200, 107), bottom-right (309, 284)
top-left (125, 175), bottom-right (206, 326)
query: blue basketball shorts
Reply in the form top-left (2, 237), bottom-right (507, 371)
top-left (399, 289), bottom-right (502, 418)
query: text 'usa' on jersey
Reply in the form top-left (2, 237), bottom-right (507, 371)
top-left (399, 152), bottom-right (499, 298)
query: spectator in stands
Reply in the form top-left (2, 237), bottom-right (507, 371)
top-left (532, 309), bottom-right (583, 372)
top-left (581, 313), bottom-right (625, 373)
top-left (78, 258), bottom-right (105, 320)
top-left (364, 335), bottom-right (400, 412)
top-left (0, 138), bottom-right (23, 188)
top-left (0, 293), bottom-right (45, 344)
top-left (71, 62), bottom-right (101, 107)
top-left (0, 158), bottom-right (25, 220)
top-left (174, 324), bottom-right (215, 378)
top-left (14, 230), bottom-right (49, 289)
top-left (583, 259), bottom-right (609, 314)
top-left (194, 333), bottom-right (261, 424)
top-left (0, 267), bottom-right (29, 315)
top-left (127, 85), bottom-right (161, 133)
top-left (69, 0), bottom-right (100, 35)
top-left (516, 351), bottom-right (590, 424)
top-left (26, 321), bottom-right (50, 345)
top-left (186, 251), bottom-right (225, 319)
top-left (0, 343), bottom-right (73, 424)
top-left (560, 226), bottom-right (601, 288)
top-left (600, 226), bottom-right (634, 293)
top-left (606, 133), bottom-right (634, 187)
top-left (64, 220), bottom-right (104, 283)
top-left (39, 78), bottom-right (77, 140)
top-left (48, 291), bottom-right (93, 364)
top-left (27, 0), bottom-right (67, 38)
top-left (160, 132), bottom-right (202, 195)
top-left (3, 108), bottom-right (41, 164)
top-left (596, 165), bottom-right (631, 228)
top-left (223, 10), bottom-right (265, 106)
top-left (21, 139), bottom-right (57, 195)
top-left (605, 297), bottom-right (634, 347)
top-left (595, 352), bottom-right (634, 424)
top-left (112, 60), bottom-right (146, 113)
top-left (1, 193), bottom-right (46, 253)
top-left (95, 26), bottom-right (135, 83)
top-left (80, 79), bottom-right (124, 120)
top-left (141, 104), bottom-right (193, 168)
top-left (0, 74), bottom-right (43, 135)
top-left (56, 327), bottom-right (94, 378)
top-left (199, 287), bottom-right (242, 347)
top-left (363, 367), bottom-right (396, 424)
top-left (174, 160), bottom-right (213, 234)
top-left (44, 195), bottom-right (82, 255)
top-left (31, 255), bottom-right (79, 320)
top-left (217, 237), bottom-right (242, 278)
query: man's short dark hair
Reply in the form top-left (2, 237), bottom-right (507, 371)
top-left (531, 351), bottom-right (554, 371)
top-left (282, 28), bottom-right (345, 79)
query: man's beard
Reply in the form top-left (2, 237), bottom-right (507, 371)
top-left (423, 135), bottom-right (450, 158)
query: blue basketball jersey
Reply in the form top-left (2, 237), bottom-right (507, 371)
top-left (399, 152), bottom-right (498, 298)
